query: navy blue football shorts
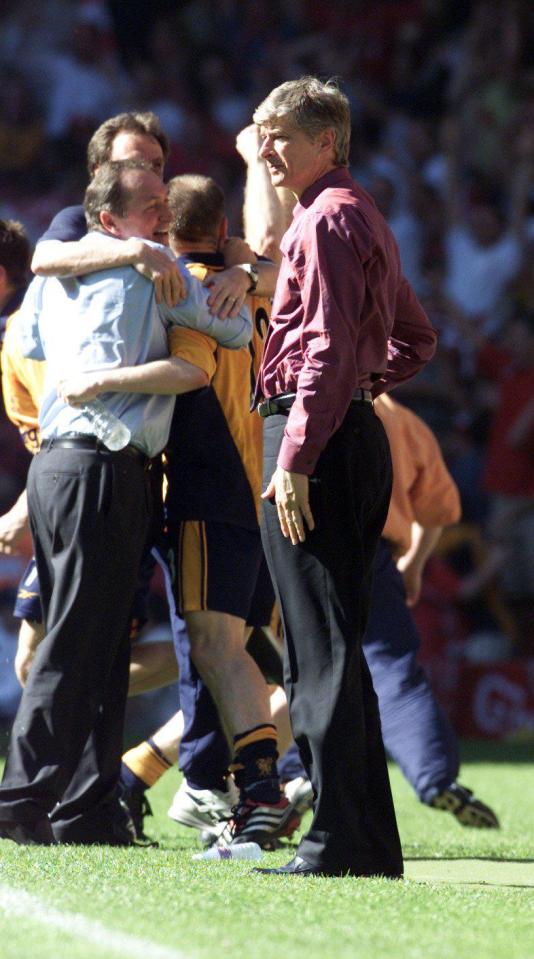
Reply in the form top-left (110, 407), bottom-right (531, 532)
top-left (171, 520), bottom-right (274, 626)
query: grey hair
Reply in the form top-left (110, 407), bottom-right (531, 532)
top-left (253, 76), bottom-right (350, 166)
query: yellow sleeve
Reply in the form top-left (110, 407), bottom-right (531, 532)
top-left (1, 312), bottom-right (45, 452)
top-left (168, 326), bottom-right (217, 382)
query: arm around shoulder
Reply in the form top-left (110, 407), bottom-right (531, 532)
top-left (57, 356), bottom-right (208, 404)
top-left (32, 236), bottom-right (160, 279)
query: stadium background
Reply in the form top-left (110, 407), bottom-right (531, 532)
top-left (0, 0), bottom-right (532, 741)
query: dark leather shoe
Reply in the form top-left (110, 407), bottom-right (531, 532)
top-left (52, 818), bottom-right (136, 846)
top-left (0, 818), bottom-right (57, 845)
top-left (253, 855), bottom-right (345, 877)
top-left (253, 855), bottom-right (404, 878)
top-left (51, 799), bottom-right (139, 846)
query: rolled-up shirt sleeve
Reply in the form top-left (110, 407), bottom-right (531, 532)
top-left (277, 213), bottom-right (365, 474)
top-left (408, 417), bottom-right (462, 528)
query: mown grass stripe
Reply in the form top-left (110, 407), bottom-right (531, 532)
top-left (0, 884), bottom-right (189, 959)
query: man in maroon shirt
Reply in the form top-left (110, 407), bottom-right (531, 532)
top-left (250, 77), bottom-right (437, 876)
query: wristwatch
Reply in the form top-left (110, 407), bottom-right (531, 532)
top-left (242, 262), bottom-right (259, 293)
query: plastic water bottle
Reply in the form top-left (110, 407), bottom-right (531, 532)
top-left (80, 399), bottom-right (131, 451)
top-left (192, 842), bottom-right (262, 862)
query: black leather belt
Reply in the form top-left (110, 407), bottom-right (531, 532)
top-left (40, 435), bottom-right (150, 467)
top-left (257, 389), bottom-right (373, 418)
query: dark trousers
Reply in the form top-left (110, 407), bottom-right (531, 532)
top-left (279, 538), bottom-right (459, 803)
top-left (261, 404), bottom-right (403, 876)
top-left (0, 445), bottom-right (151, 825)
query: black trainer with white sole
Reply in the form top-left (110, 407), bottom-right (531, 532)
top-left (431, 782), bottom-right (500, 828)
top-left (230, 796), bottom-right (301, 849)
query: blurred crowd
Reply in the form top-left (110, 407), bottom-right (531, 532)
top-left (0, 0), bottom-right (533, 718)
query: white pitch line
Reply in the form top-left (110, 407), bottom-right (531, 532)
top-left (0, 884), bottom-right (190, 959)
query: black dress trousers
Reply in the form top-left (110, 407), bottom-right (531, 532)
top-left (261, 402), bottom-right (403, 876)
top-left (0, 443), bottom-right (151, 825)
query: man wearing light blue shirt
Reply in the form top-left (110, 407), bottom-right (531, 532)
top-left (0, 160), bottom-right (251, 845)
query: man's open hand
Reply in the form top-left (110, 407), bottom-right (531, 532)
top-left (15, 625), bottom-right (44, 687)
top-left (204, 266), bottom-right (250, 320)
top-left (0, 498), bottom-right (29, 555)
top-left (262, 466), bottom-right (315, 545)
top-left (130, 240), bottom-right (186, 306)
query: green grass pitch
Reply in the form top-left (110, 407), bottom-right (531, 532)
top-left (0, 742), bottom-right (532, 959)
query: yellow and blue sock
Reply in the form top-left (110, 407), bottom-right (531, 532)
top-left (230, 723), bottom-right (280, 804)
top-left (121, 737), bottom-right (172, 794)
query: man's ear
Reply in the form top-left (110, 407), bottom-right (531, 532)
top-left (0, 264), bottom-right (10, 301)
top-left (99, 210), bottom-right (121, 236)
top-left (218, 216), bottom-right (229, 246)
top-left (318, 127), bottom-right (336, 156)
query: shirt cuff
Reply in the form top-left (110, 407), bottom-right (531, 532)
top-left (277, 436), bottom-right (318, 475)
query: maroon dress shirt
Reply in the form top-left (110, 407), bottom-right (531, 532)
top-left (257, 167), bottom-right (437, 474)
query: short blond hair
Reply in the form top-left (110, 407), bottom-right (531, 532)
top-left (168, 175), bottom-right (225, 244)
top-left (253, 76), bottom-right (350, 166)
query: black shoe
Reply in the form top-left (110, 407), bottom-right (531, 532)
top-left (254, 855), bottom-right (340, 876)
top-left (431, 782), bottom-right (500, 828)
top-left (0, 817), bottom-right (57, 845)
top-left (119, 788), bottom-right (158, 846)
top-left (51, 800), bottom-right (139, 846)
top-left (253, 855), bottom-right (403, 878)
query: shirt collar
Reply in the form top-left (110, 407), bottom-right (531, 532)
top-left (182, 251), bottom-right (225, 267)
top-left (296, 167), bottom-right (352, 212)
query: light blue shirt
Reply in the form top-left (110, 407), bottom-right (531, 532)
top-left (17, 234), bottom-right (252, 457)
